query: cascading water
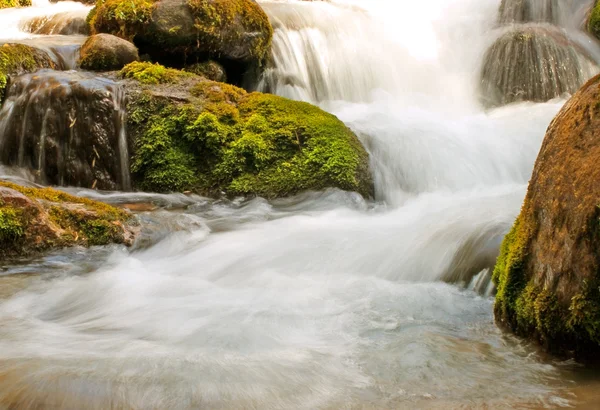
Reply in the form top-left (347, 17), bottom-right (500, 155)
top-left (0, 71), bottom-right (131, 190)
top-left (0, 0), bottom-right (599, 408)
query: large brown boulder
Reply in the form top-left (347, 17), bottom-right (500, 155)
top-left (79, 34), bottom-right (139, 71)
top-left (493, 74), bottom-right (600, 361)
top-left (88, 0), bottom-right (272, 82)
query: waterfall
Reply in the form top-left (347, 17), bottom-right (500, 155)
top-left (0, 71), bottom-right (131, 191)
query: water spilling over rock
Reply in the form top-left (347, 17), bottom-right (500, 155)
top-left (0, 70), bottom-right (131, 190)
top-left (480, 25), bottom-right (598, 107)
top-left (19, 11), bottom-right (89, 35)
top-left (498, 0), bottom-right (558, 24)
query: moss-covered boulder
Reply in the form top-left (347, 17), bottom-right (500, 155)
top-left (121, 62), bottom-right (373, 198)
top-left (88, 0), bottom-right (272, 82)
top-left (0, 0), bottom-right (30, 8)
top-left (0, 181), bottom-right (137, 259)
top-left (493, 74), bottom-right (600, 361)
top-left (79, 34), bottom-right (139, 71)
top-left (0, 44), bottom-right (57, 100)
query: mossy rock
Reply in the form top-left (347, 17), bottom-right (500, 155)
top-left (184, 61), bottom-right (226, 82)
top-left (0, 43), bottom-right (56, 100)
top-left (493, 74), bottom-right (600, 361)
top-left (121, 62), bottom-right (373, 199)
top-left (79, 34), bottom-right (139, 71)
top-left (0, 0), bottom-right (31, 8)
top-left (88, 0), bottom-right (272, 81)
top-left (589, 1), bottom-right (600, 40)
top-left (0, 180), bottom-right (137, 259)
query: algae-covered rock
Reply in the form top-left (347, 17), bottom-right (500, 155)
top-left (122, 62), bottom-right (373, 198)
top-left (493, 74), bottom-right (600, 360)
top-left (88, 0), bottom-right (272, 81)
top-left (480, 25), bottom-right (598, 107)
top-left (0, 180), bottom-right (136, 259)
top-left (0, 43), bottom-right (57, 100)
top-left (79, 34), bottom-right (139, 71)
top-left (0, 0), bottom-right (30, 8)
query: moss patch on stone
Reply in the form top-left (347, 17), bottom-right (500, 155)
top-left (0, 0), bottom-right (31, 9)
top-left (123, 63), bottom-right (373, 198)
top-left (589, 2), bottom-right (600, 40)
top-left (0, 181), bottom-right (135, 258)
top-left (0, 43), bottom-right (56, 100)
top-left (88, 0), bottom-right (155, 41)
top-left (120, 61), bottom-right (191, 84)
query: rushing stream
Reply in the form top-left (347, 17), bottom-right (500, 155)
top-left (1, 0), bottom-right (600, 408)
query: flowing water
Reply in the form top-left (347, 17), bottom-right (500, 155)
top-left (0, 0), bottom-right (600, 408)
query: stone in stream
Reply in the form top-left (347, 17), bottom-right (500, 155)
top-left (0, 71), bottom-right (131, 191)
top-left (493, 74), bottom-right (600, 361)
top-left (20, 12), bottom-right (90, 36)
top-left (0, 180), bottom-right (137, 259)
top-left (79, 34), bottom-right (139, 71)
top-left (479, 25), bottom-right (599, 108)
top-left (87, 0), bottom-right (272, 85)
top-left (0, 64), bottom-right (373, 199)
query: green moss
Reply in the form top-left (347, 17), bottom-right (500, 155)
top-left (589, 2), bottom-right (600, 40)
top-left (88, 0), bottom-right (155, 41)
top-left (126, 64), bottom-right (373, 198)
top-left (0, 206), bottom-right (24, 243)
top-left (493, 207), bottom-right (600, 353)
top-left (120, 61), bottom-right (191, 84)
top-left (0, 0), bottom-right (30, 9)
top-left (0, 43), bottom-right (55, 100)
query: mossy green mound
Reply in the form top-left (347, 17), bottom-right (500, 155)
top-left (0, 181), bottom-right (136, 258)
top-left (0, 0), bottom-right (31, 9)
top-left (0, 43), bottom-right (56, 100)
top-left (493, 74), bottom-right (600, 361)
top-left (122, 62), bottom-right (373, 198)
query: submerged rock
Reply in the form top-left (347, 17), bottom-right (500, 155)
top-left (0, 0), bottom-right (30, 8)
top-left (79, 34), bottom-right (139, 71)
top-left (20, 12), bottom-right (89, 36)
top-left (0, 180), bottom-right (136, 259)
top-left (0, 71), bottom-right (131, 191)
top-left (480, 25), bottom-right (598, 107)
top-left (493, 74), bottom-right (600, 360)
top-left (88, 0), bottom-right (272, 83)
top-left (122, 62), bottom-right (373, 198)
top-left (0, 43), bottom-right (57, 100)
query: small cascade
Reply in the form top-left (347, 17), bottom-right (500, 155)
top-left (480, 0), bottom-right (599, 107)
top-left (0, 71), bottom-right (131, 191)
top-left (480, 25), bottom-right (598, 107)
top-left (19, 11), bottom-right (89, 36)
top-left (498, 0), bottom-right (559, 24)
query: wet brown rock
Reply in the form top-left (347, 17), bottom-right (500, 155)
top-left (493, 74), bottom-right (600, 361)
